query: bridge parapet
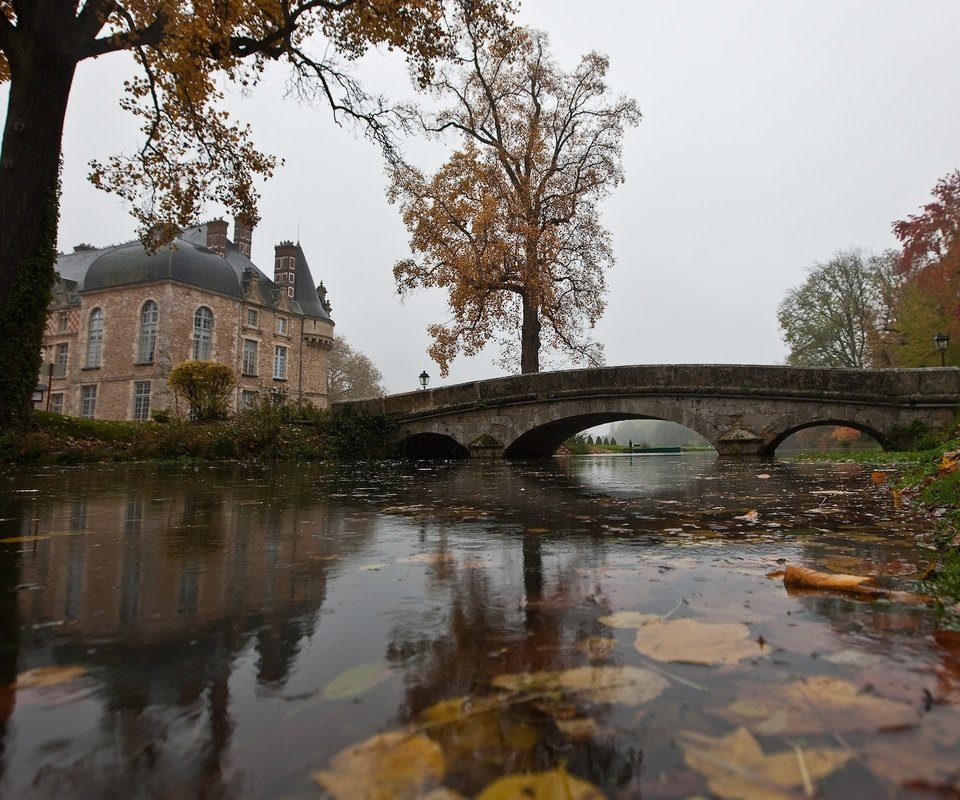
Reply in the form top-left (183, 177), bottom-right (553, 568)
top-left (333, 365), bottom-right (960, 458)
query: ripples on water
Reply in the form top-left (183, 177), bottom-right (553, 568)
top-left (0, 454), bottom-right (957, 798)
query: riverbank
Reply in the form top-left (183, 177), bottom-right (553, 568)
top-left (0, 406), bottom-right (397, 464)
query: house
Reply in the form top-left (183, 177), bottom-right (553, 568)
top-left (39, 217), bottom-right (335, 420)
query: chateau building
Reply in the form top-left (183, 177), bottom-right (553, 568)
top-left (39, 218), bottom-right (335, 420)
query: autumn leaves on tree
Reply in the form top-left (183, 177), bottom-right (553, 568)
top-left (0, 0), bottom-right (514, 426)
top-left (389, 9), bottom-right (639, 375)
top-left (779, 170), bottom-right (960, 369)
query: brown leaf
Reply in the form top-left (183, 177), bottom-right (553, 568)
top-left (314, 731), bottom-right (445, 800)
top-left (782, 564), bottom-right (880, 596)
top-left (634, 619), bottom-right (763, 666)
top-left (679, 726), bottom-right (853, 800)
top-left (711, 676), bottom-right (919, 735)
top-left (16, 665), bottom-right (86, 689)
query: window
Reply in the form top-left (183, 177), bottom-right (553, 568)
top-left (192, 306), bottom-right (213, 360)
top-left (137, 300), bottom-right (159, 363)
top-left (56, 310), bottom-right (69, 333)
top-left (85, 308), bottom-right (103, 367)
top-left (245, 308), bottom-right (258, 327)
top-left (273, 345), bottom-right (287, 380)
top-left (80, 385), bottom-right (97, 419)
top-left (53, 342), bottom-right (68, 377)
top-left (242, 339), bottom-right (258, 376)
top-left (276, 317), bottom-right (287, 335)
top-left (240, 389), bottom-right (258, 409)
top-left (133, 381), bottom-right (151, 421)
top-left (287, 286), bottom-right (294, 298)
top-left (50, 393), bottom-right (64, 414)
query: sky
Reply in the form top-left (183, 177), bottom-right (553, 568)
top-left (4, 0), bottom-right (960, 394)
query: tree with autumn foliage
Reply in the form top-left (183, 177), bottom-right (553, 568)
top-left (0, 0), bottom-right (514, 428)
top-left (389, 8), bottom-right (639, 375)
top-left (890, 169), bottom-right (960, 366)
top-left (327, 334), bottom-right (385, 402)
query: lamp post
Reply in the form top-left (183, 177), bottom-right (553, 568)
top-left (419, 370), bottom-right (430, 390)
top-left (934, 332), bottom-right (949, 367)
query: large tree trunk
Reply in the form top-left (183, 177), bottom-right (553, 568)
top-left (520, 293), bottom-right (541, 373)
top-left (0, 47), bottom-right (76, 427)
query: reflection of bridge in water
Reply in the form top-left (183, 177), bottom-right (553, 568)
top-left (336, 365), bottom-right (960, 458)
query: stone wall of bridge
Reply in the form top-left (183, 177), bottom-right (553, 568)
top-left (335, 365), bottom-right (960, 458)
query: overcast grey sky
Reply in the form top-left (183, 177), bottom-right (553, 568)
top-left (4, 1), bottom-right (960, 393)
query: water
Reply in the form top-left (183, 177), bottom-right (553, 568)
top-left (0, 455), bottom-right (957, 798)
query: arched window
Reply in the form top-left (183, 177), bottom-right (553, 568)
top-left (192, 306), bottom-right (213, 360)
top-left (137, 300), bottom-right (158, 363)
top-left (86, 308), bottom-right (104, 368)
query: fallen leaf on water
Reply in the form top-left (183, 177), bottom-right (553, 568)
top-left (735, 510), bottom-right (760, 522)
top-left (322, 662), bottom-right (392, 700)
top-left (860, 707), bottom-right (960, 790)
top-left (635, 619), bottom-right (762, 666)
top-left (756, 473), bottom-right (771, 479)
top-left (314, 731), bottom-right (445, 800)
top-left (711, 675), bottom-right (919, 735)
top-left (491, 665), bottom-right (669, 706)
top-left (598, 611), bottom-right (660, 629)
top-left (476, 765), bottom-right (604, 800)
top-left (524, 527), bottom-right (550, 534)
top-left (17, 665), bottom-right (86, 689)
top-left (781, 564), bottom-right (879, 596)
top-left (575, 637), bottom-right (617, 661)
top-left (678, 726), bottom-right (853, 800)
top-left (417, 696), bottom-right (540, 763)
top-left (358, 563), bottom-right (387, 572)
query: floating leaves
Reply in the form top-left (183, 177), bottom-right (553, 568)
top-left (16, 665), bottom-right (86, 689)
top-left (492, 665), bottom-right (669, 706)
top-left (598, 611), bottom-right (659, 629)
top-left (711, 676), bottom-right (919, 735)
top-left (679, 726), bottom-right (853, 800)
top-left (322, 662), bottom-right (392, 700)
top-left (314, 731), bottom-right (445, 800)
top-left (476, 766), bottom-right (604, 799)
top-left (634, 619), bottom-right (762, 666)
top-left (574, 637), bottom-right (617, 661)
top-left (781, 564), bottom-right (877, 595)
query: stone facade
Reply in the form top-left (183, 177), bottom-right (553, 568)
top-left (39, 218), bottom-right (335, 420)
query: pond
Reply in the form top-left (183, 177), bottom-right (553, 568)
top-left (0, 454), bottom-right (957, 799)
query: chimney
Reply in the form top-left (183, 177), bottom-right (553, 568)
top-left (274, 241), bottom-right (297, 299)
top-left (234, 215), bottom-right (253, 258)
top-left (206, 219), bottom-right (228, 256)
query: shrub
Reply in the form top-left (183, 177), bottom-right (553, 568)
top-left (168, 361), bottom-right (236, 422)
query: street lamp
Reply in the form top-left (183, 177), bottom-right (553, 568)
top-left (419, 370), bottom-right (430, 390)
top-left (934, 331), bottom-right (949, 367)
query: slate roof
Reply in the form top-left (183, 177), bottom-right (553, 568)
top-left (54, 223), bottom-right (333, 323)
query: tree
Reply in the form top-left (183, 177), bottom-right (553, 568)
top-left (390, 9), bottom-right (639, 375)
top-left (327, 334), bottom-right (386, 402)
top-left (777, 250), bottom-right (893, 368)
top-left (891, 169), bottom-right (960, 365)
top-left (0, 0), bottom-right (513, 428)
top-left (168, 361), bottom-right (236, 422)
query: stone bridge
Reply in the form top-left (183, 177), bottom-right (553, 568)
top-left (335, 365), bottom-right (960, 458)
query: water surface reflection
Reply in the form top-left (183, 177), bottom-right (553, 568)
top-left (0, 455), bottom-right (956, 798)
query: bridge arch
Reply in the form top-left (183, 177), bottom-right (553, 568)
top-left (765, 414), bottom-right (892, 454)
top-left (399, 432), bottom-right (470, 459)
top-left (503, 398), bottom-right (721, 458)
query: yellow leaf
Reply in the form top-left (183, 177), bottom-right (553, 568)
top-left (476, 765), bottom-right (604, 799)
top-left (574, 637), bottom-right (617, 661)
top-left (322, 662), bottom-right (392, 700)
top-left (314, 731), bottom-right (445, 800)
top-left (598, 611), bottom-right (660, 628)
top-left (679, 726), bottom-right (853, 800)
top-left (17, 665), bottom-right (86, 689)
top-left (634, 619), bottom-right (762, 666)
top-left (492, 665), bottom-right (668, 706)
top-left (712, 676), bottom-right (919, 735)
